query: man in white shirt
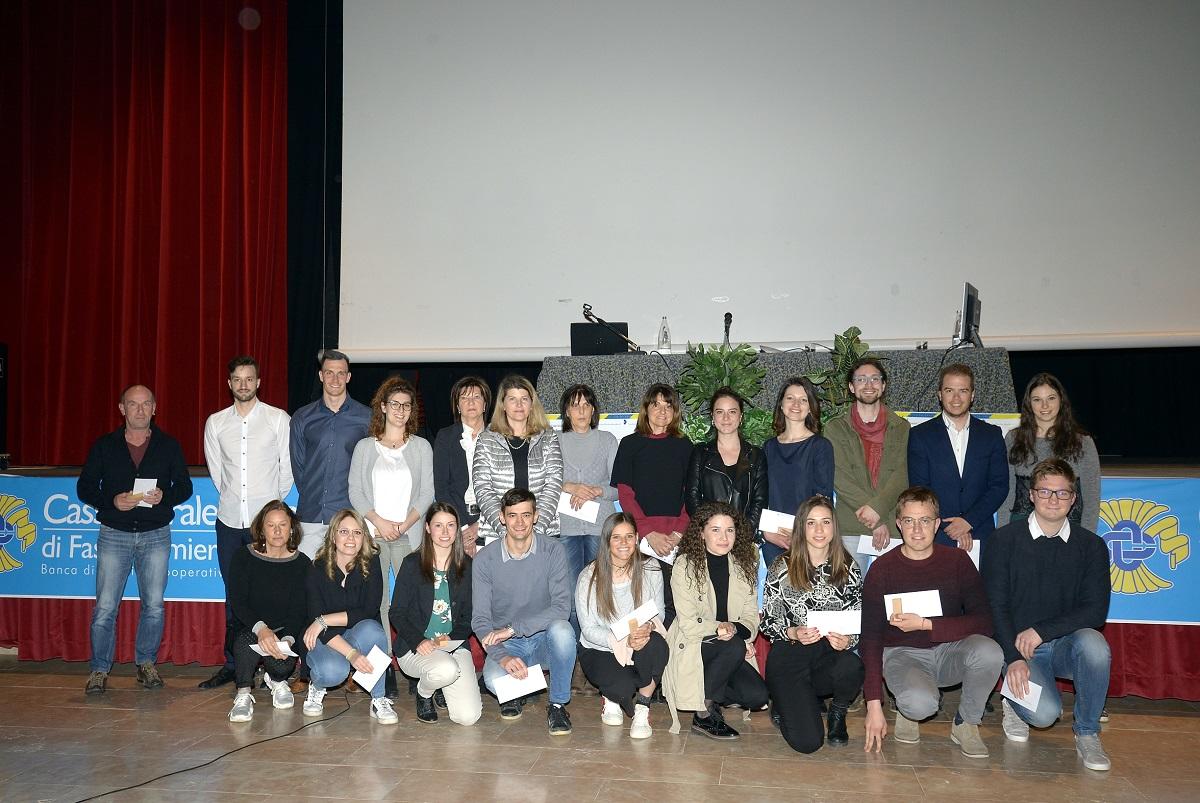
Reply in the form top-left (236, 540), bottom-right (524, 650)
top-left (198, 355), bottom-right (294, 689)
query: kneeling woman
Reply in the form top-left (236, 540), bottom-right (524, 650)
top-left (761, 495), bottom-right (865, 752)
top-left (390, 503), bottom-right (482, 725)
top-left (575, 512), bottom-right (667, 739)
top-left (303, 509), bottom-right (398, 724)
top-left (227, 501), bottom-right (311, 722)
top-left (664, 502), bottom-right (767, 739)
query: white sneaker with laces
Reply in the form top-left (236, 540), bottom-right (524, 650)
top-left (371, 696), bottom-right (399, 725)
top-left (630, 703), bottom-right (652, 739)
top-left (228, 690), bottom-right (254, 722)
top-left (1001, 698), bottom-right (1029, 742)
top-left (1075, 733), bottom-right (1111, 771)
top-left (303, 684), bottom-right (327, 717)
top-left (601, 697), bottom-right (623, 726)
top-left (263, 674), bottom-right (294, 709)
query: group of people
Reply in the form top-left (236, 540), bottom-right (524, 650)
top-left (76, 349), bottom-right (1113, 770)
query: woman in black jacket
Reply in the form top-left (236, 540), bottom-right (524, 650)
top-left (432, 376), bottom-right (492, 556)
top-left (685, 387), bottom-right (769, 537)
top-left (390, 502), bottom-right (481, 725)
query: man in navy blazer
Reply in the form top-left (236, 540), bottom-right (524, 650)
top-left (907, 363), bottom-right (1009, 551)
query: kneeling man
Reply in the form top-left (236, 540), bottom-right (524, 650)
top-left (983, 458), bottom-right (1112, 771)
top-left (862, 486), bottom-right (1003, 757)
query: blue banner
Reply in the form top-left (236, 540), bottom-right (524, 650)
top-left (0, 476), bottom-right (297, 602)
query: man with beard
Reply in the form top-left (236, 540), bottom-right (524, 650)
top-left (199, 355), bottom-right (294, 690)
top-left (826, 358), bottom-right (910, 572)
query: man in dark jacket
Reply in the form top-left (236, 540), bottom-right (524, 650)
top-left (77, 384), bottom-right (192, 695)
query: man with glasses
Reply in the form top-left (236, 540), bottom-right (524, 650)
top-left (861, 486), bottom-right (1003, 758)
top-left (907, 363), bottom-right (1008, 553)
top-left (77, 384), bottom-right (193, 695)
top-left (983, 458), bottom-right (1112, 770)
top-left (827, 358), bottom-right (910, 571)
top-left (198, 355), bottom-right (294, 690)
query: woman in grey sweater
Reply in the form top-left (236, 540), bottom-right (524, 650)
top-left (558, 384), bottom-right (619, 587)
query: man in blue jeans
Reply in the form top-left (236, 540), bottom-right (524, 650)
top-left (983, 458), bottom-right (1112, 771)
top-left (77, 384), bottom-right (193, 695)
top-left (473, 488), bottom-right (576, 734)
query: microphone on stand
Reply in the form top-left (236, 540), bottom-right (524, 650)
top-left (581, 304), bottom-right (644, 354)
top-left (723, 312), bottom-right (732, 348)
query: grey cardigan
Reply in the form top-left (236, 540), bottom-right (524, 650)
top-left (348, 435), bottom-right (435, 549)
top-left (472, 428), bottom-right (563, 541)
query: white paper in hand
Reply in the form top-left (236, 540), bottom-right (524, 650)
top-left (1001, 676), bottom-right (1043, 712)
top-left (609, 599), bottom-right (660, 640)
top-left (758, 509), bottom-right (795, 535)
top-left (857, 535), bottom-right (901, 556)
top-left (351, 645), bottom-right (390, 692)
top-left (806, 609), bottom-right (862, 636)
top-left (249, 640), bottom-right (298, 658)
top-left (493, 662), bottom-right (548, 703)
top-left (882, 590), bottom-right (943, 619)
top-left (639, 538), bottom-right (678, 566)
top-left (557, 491), bottom-right (600, 524)
top-left (132, 478), bottom-right (157, 508)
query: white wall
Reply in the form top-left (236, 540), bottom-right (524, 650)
top-left (341, 0), bottom-right (1200, 361)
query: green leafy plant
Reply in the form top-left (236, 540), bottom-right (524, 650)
top-left (801, 326), bottom-right (879, 422)
top-left (676, 343), bottom-right (770, 446)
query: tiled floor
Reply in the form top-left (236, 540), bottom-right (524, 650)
top-left (1, 657), bottom-right (1197, 802)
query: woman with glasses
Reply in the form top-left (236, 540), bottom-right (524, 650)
top-left (472, 375), bottom-right (563, 543)
top-left (349, 376), bottom-right (434, 665)
top-left (433, 377), bottom-right (492, 557)
top-left (302, 510), bottom-right (398, 724)
top-left (760, 496), bottom-right (864, 752)
top-left (998, 373), bottom-right (1100, 531)
top-left (558, 384), bottom-right (619, 595)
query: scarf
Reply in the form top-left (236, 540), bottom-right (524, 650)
top-left (850, 403), bottom-right (889, 487)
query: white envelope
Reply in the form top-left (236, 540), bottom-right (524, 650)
top-left (492, 662), bottom-right (548, 703)
top-left (806, 609), bottom-right (862, 636)
top-left (557, 491), bottom-right (600, 524)
top-left (857, 535), bottom-right (902, 556)
top-left (434, 639), bottom-right (464, 653)
top-left (249, 640), bottom-right (298, 658)
top-left (1001, 677), bottom-right (1043, 713)
top-left (964, 540), bottom-right (981, 569)
top-left (351, 645), bottom-right (390, 692)
top-left (758, 508), bottom-right (795, 535)
top-left (639, 538), bottom-right (678, 566)
top-left (609, 599), bottom-right (660, 640)
top-left (132, 478), bottom-right (157, 508)
top-left (882, 590), bottom-right (943, 619)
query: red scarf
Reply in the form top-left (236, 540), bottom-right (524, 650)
top-left (850, 403), bottom-right (889, 487)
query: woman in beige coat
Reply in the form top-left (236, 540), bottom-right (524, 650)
top-left (663, 502), bottom-right (767, 739)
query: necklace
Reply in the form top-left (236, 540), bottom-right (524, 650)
top-left (507, 436), bottom-right (529, 450)
top-left (380, 436), bottom-right (405, 449)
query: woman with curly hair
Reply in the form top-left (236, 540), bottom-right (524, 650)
top-left (663, 502), bottom-right (767, 739)
top-left (390, 503), bottom-right (481, 726)
top-left (760, 495), bottom-right (864, 752)
top-left (302, 509), bottom-right (397, 724)
top-left (226, 501), bottom-right (312, 722)
top-left (348, 375), bottom-right (434, 662)
top-left (998, 373), bottom-right (1100, 531)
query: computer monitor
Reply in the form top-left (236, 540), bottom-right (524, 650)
top-left (954, 282), bottom-right (983, 348)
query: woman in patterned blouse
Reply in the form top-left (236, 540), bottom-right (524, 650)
top-left (761, 495), bottom-right (865, 752)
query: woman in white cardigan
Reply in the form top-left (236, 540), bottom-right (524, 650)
top-left (349, 376), bottom-right (434, 656)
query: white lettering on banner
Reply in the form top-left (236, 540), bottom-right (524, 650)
top-left (171, 539), bottom-right (215, 562)
top-left (43, 494), bottom-right (98, 525)
top-left (176, 496), bottom-right (218, 527)
top-left (68, 534), bottom-right (98, 560)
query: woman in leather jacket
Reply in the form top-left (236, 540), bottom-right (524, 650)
top-left (685, 387), bottom-right (768, 536)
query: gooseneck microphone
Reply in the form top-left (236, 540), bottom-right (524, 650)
top-left (723, 312), bottom-right (732, 347)
top-left (581, 304), bottom-right (644, 354)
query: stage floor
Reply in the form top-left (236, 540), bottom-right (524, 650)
top-left (0, 658), bottom-right (1197, 802)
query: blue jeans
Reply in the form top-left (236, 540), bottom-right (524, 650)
top-left (483, 619), bottom-right (576, 705)
top-left (307, 619), bottom-right (389, 698)
top-left (561, 534), bottom-right (599, 634)
top-left (90, 525), bottom-right (171, 672)
top-left (1008, 628), bottom-right (1110, 736)
top-left (216, 520), bottom-right (253, 669)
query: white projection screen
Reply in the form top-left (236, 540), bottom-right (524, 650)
top-left (341, 1), bottom-right (1200, 362)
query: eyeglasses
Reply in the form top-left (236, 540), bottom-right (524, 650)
top-left (852, 375), bottom-right (884, 385)
top-left (899, 517), bottom-right (937, 529)
top-left (386, 401), bottom-right (413, 412)
top-left (1032, 488), bottom-right (1075, 500)
top-left (336, 528), bottom-right (365, 538)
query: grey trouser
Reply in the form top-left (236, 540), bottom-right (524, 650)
top-left (882, 634), bottom-right (1003, 725)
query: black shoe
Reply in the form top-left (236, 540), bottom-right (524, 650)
top-left (415, 694), bottom-right (439, 723)
top-left (650, 686), bottom-right (666, 704)
top-left (691, 708), bottom-right (740, 740)
top-left (499, 697), bottom-right (524, 720)
top-left (770, 706), bottom-right (782, 730)
top-left (826, 703), bottom-right (849, 746)
top-left (384, 668), bottom-right (398, 698)
top-left (548, 703), bottom-right (572, 735)
top-left (433, 689), bottom-right (447, 710)
top-left (198, 666), bottom-right (236, 689)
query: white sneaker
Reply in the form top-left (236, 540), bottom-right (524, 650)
top-left (1001, 698), bottom-right (1029, 742)
top-left (263, 675), bottom-right (294, 710)
top-left (303, 685), bottom-right (327, 717)
top-left (630, 703), bottom-right (652, 739)
top-left (371, 696), bottom-right (399, 725)
top-left (601, 697), bottom-right (623, 726)
top-left (228, 690), bottom-right (254, 722)
top-left (1075, 733), bottom-right (1111, 771)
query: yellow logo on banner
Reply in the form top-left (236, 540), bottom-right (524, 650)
top-left (0, 494), bottom-right (38, 573)
top-left (1100, 498), bottom-right (1190, 594)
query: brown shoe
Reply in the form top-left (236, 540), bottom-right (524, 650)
top-left (571, 661), bottom-right (594, 696)
top-left (289, 677), bottom-right (309, 694)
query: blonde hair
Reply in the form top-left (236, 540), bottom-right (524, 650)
top-left (488, 374), bottom-right (551, 437)
top-left (315, 509), bottom-right (380, 580)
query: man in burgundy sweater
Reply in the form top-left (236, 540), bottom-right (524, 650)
top-left (861, 486), bottom-right (1003, 758)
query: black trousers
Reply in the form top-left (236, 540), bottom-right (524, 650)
top-left (579, 632), bottom-right (669, 716)
top-left (657, 559), bottom-right (675, 628)
top-left (232, 628), bottom-right (299, 689)
top-left (701, 636), bottom-right (769, 710)
top-left (215, 520), bottom-right (253, 669)
top-left (766, 639), bottom-right (864, 753)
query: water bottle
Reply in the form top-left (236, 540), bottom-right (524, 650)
top-left (656, 317), bottom-right (671, 353)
